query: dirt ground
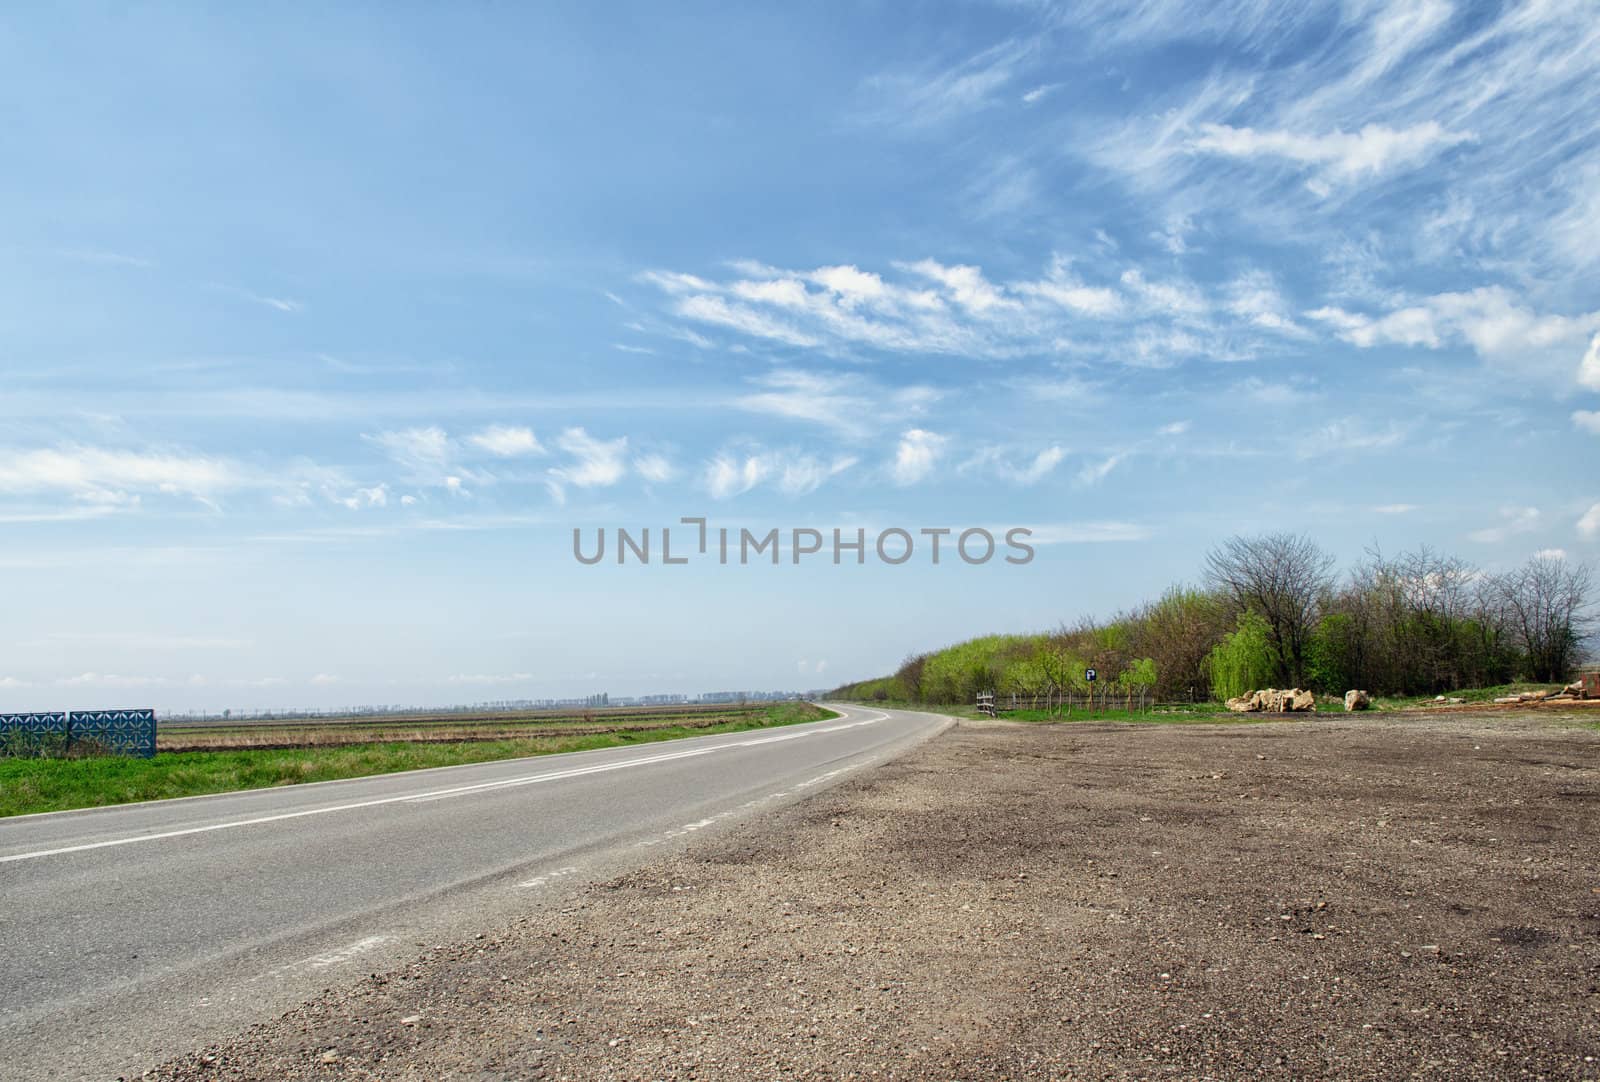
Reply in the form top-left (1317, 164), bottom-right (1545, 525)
top-left (148, 711), bottom-right (1600, 1081)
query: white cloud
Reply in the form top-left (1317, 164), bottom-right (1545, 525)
top-left (891, 429), bottom-right (947, 486)
top-left (1021, 83), bottom-right (1060, 105)
top-left (703, 448), bottom-right (854, 499)
top-left (1013, 255), bottom-right (1123, 316)
top-left (1008, 446), bottom-right (1066, 485)
top-left (705, 454), bottom-right (768, 500)
top-left (0, 446), bottom-right (237, 500)
top-left (57, 672), bottom-right (173, 688)
top-left (1468, 506), bottom-right (1541, 543)
top-left (1009, 375), bottom-right (1104, 404)
top-left (310, 673), bottom-right (340, 686)
top-left (1309, 290), bottom-right (1600, 385)
top-left (1188, 121), bottom-right (1472, 193)
top-left (1579, 503), bottom-right (1600, 539)
top-left (340, 484), bottom-right (388, 510)
top-left (447, 673), bottom-right (534, 685)
top-left (1572, 410), bottom-right (1600, 435)
top-left (1158, 420), bottom-right (1191, 436)
top-left (469, 425), bottom-right (544, 457)
top-left (898, 259), bottom-right (1017, 313)
top-left (1296, 418), bottom-right (1408, 459)
top-left (1372, 503), bottom-right (1419, 514)
top-left (733, 369), bottom-right (942, 439)
top-left (1580, 333), bottom-right (1600, 390)
top-left (1152, 214), bottom-right (1194, 254)
top-left (367, 426), bottom-right (453, 477)
top-left (965, 445), bottom-right (1067, 485)
top-left (736, 370), bottom-right (866, 432)
top-left (1226, 271), bottom-right (1308, 337)
top-left (1076, 453), bottom-right (1125, 487)
top-left (1081, 1), bottom-right (1600, 284)
top-left (674, 294), bottom-right (820, 348)
top-left (633, 454), bottom-right (675, 483)
top-left (1232, 377), bottom-right (1320, 405)
top-left (643, 253), bottom-right (1303, 366)
top-left (1118, 269), bottom-right (1207, 317)
top-left (1532, 548), bottom-right (1567, 561)
top-left (1024, 521), bottom-right (1153, 544)
top-left (857, 37), bottom-right (1035, 128)
top-left (549, 428), bottom-right (628, 490)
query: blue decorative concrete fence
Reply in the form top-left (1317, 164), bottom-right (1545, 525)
top-left (0, 709), bottom-right (157, 758)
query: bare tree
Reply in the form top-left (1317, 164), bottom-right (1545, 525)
top-left (895, 653), bottom-right (929, 702)
top-left (1204, 533), bottom-right (1336, 687)
top-left (1488, 555), bottom-right (1595, 682)
top-left (1128, 587), bottom-right (1228, 700)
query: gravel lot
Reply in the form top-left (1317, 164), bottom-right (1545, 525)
top-left (147, 710), bottom-right (1600, 1081)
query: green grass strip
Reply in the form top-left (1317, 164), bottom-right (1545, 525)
top-left (0, 703), bottom-right (835, 819)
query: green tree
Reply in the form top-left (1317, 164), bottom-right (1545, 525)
top-left (1119, 657), bottom-right (1158, 709)
top-left (1206, 612), bottom-right (1276, 701)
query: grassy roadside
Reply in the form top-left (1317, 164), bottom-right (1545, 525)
top-left (991, 705), bottom-right (1251, 725)
top-left (839, 683), bottom-right (1579, 725)
top-left (0, 703), bottom-right (837, 819)
top-left (1369, 682), bottom-right (1564, 710)
top-left (836, 699), bottom-right (1251, 725)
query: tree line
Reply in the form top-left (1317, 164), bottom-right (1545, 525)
top-left (831, 534), bottom-right (1596, 705)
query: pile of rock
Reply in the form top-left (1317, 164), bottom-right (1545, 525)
top-left (1343, 690), bottom-right (1370, 712)
top-left (1493, 680), bottom-right (1591, 704)
top-left (1225, 688), bottom-right (1316, 713)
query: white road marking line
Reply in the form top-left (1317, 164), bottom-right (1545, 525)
top-left (251, 934), bottom-right (397, 983)
top-left (795, 766), bottom-right (852, 789)
top-left (0, 710), bottom-right (887, 865)
top-left (304, 934), bottom-right (396, 970)
top-left (517, 865), bottom-right (580, 889)
top-left (638, 749), bottom-right (875, 849)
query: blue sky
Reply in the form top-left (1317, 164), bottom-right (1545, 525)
top-left (3, 2), bottom-right (1598, 711)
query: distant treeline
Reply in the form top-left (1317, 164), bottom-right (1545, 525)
top-left (830, 534), bottom-right (1596, 705)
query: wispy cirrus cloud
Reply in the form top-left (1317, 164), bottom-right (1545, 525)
top-left (365, 426), bottom-right (463, 489)
top-left (1468, 505), bottom-right (1541, 544)
top-left (1075, 453), bottom-right (1125, 487)
top-left (962, 444), bottom-right (1067, 486)
top-left (1080, 0), bottom-right (1600, 289)
top-left (855, 37), bottom-right (1038, 129)
top-left (1295, 418), bottom-right (1409, 460)
top-left (1308, 289), bottom-right (1600, 387)
top-left (702, 447), bottom-right (856, 500)
top-left (545, 427), bottom-right (630, 503)
top-left (1187, 121), bottom-right (1473, 195)
top-left (734, 368), bottom-right (940, 438)
top-left (0, 445), bottom-right (240, 505)
top-left (468, 425), bottom-right (545, 457)
top-left (640, 254), bottom-right (1303, 365)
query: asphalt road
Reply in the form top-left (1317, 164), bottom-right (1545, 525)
top-left (0, 703), bottom-right (949, 1081)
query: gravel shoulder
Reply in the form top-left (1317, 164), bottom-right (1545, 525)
top-left (147, 711), bottom-right (1600, 1081)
